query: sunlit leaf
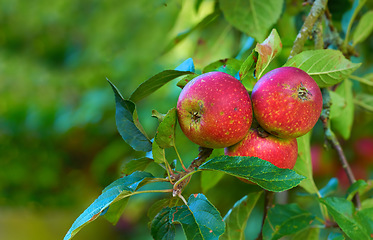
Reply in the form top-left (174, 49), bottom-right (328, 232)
top-left (352, 11), bottom-right (373, 46)
top-left (240, 50), bottom-right (258, 91)
top-left (199, 156), bottom-right (305, 192)
top-left (293, 132), bottom-right (319, 194)
top-left (151, 194), bottom-right (225, 240)
top-left (255, 29), bottom-right (282, 80)
top-left (319, 197), bottom-right (370, 240)
top-left (221, 191), bottom-right (263, 240)
top-left (329, 91), bottom-right (346, 119)
top-left (263, 204), bottom-right (315, 240)
top-left (129, 70), bottom-right (192, 103)
top-left (331, 80), bottom-right (354, 140)
top-left (284, 49), bottom-right (361, 87)
top-left (202, 58), bottom-right (243, 77)
top-left (108, 80), bottom-right (152, 152)
top-left (346, 179), bottom-right (368, 201)
top-left (152, 140), bottom-right (166, 164)
top-left (64, 172), bottom-right (154, 240)
top-left (220, 0), bottom-right (284, 41)
top-left (121, 157), bottom-right (153, 176)
top-left (154, 108), bottom-right (177, 148)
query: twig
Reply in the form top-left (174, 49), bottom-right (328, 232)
top-left (288, 0), bottom-right (328, 59)
top-left (257, 191), bottom-right (274, 240)
top-left (319, 88), bottom-right (361, 208)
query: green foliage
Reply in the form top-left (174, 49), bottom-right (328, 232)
top-left (199, 156), bottom-right (305, 192)
top-left (284, 49), bottom-right (361, 88)
top-left (151, 194), bottom-right (225, 240)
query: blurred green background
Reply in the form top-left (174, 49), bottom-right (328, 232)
top-left (0, 0), bottom-right (372, 239)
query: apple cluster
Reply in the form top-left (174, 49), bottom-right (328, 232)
top-left (177, 67), bottom-right (323, 169)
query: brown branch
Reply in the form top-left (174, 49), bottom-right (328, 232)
top-left (320, 88), bottom-right (361, 208)
top-left (288, 0), bottom-right (328, 59)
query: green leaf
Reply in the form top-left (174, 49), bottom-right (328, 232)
top-left (345, 179), bottom-right (368, 201)
top-left (319, 197), bottom-right (370, 240)
top-left (329, 91), bottom-right (347, 119)
top-left (163, 11), bottom-right (220, 53)
top-left (219, 0), bottom-right (284, 42)
top-left (221, 191), bottom-right (263, 240)
top-left (350, 73), bottom-right (373, 86)
top-left (291, 227), bottom-right (320, 239)
top-left (284, 49), bottom-right (361, 87)
top-left (240, 50), bottom-right (258, 91)
top-left (293, 132), bottom-right (319, 194)
top-left (129, 70), bottom-right (192, 103)
top-left (151, 194), bottom-right (225, 240)
top-left (352, 11), bottom-right (373, 46)
top-left (177, 73), bottom-right (199, 89)
top-left (262, 204), bottom-right (316, 240)
top-left (354, 93), bottom-right (373, 112)
top-left (108, 80), bottom-right (152, 152)
top-left (152, 140), bottom-right (167, 164)
top-left (121, 157), bottom-right (153, 176)
top-left (201, 171), bottom-right (225, 193)
top-left (154, 108), bottom-right (177, 149)
top-left (199, 156), bottom-right (305, 192)
top-left (331, 80), bottom-right (354, 140)
top-left (64, 171), bottom-right (154, 240)
top-left (254, 29), bottom-right (282, 80)
top-left (355, 208), bottom-right (373, 238)
top-left (147, 197), bottom-right (181, 222)
top-left (202, 58), bottom-right (242, 77)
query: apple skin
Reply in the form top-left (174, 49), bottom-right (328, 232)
top-left (224, 128), bottom-right (298, 169)
top-left (177, 71), bottom-right (252, 148)
top-left (251, 67), bottom-right (322, 139)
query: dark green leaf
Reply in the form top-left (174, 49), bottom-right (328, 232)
top-left (148, 198), bottom-right (181, 222)
top-left (352, 11), bottom-right (373, 46)
top-left (220, 0), bottom-right (284, 41)
top-left (175, 58), bottom-right (195, 72)
top-left (254, 29), bottom-right (282, 80)
top-left (239, 50), bottom-right (258, 91)
top-left (293, 132), bottom-right (319, 194)
top-left (151, 194), bottom-right (225, 240)
top-left (202, 58), bottom-right (242, 77)
top-left (284, 49), bottom-right (361, 87)
top-left (346, 179), bottom-right (368, 201)
top-left (199, 156), bottom-right (305, 192)
top-left (64, 172), bottom-right (154, 240)
top-left (331, 80), bottom-right (354, 140)
top-left (328, 232), bottom-right (345, 240)
top-left (108, 80), bottom-right (152, 152)
top-left (263, 204), bottom-right (316, 240)
top-left (151, 207), bottom-right (176, 240)
top-left (129, 70), bottom-right (192, 103)
top-left (201, 171), bottom-right (225, 193)
top-left (319, 178), bottom-right (338, 198)
top-left (221, 191), bottom-right (263, 240)
top-left (319, 197), bottom-right (370, 240)
top-left (155, 108), bottom-right (177, 149)
top-left (121, 157), bottom-right (153, 176)
top-left (177, 73), bottom-right (199, 89)
top-left (163, 11), bottom-right (220, 53)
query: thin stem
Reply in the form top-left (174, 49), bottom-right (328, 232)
top-left (349, 75), bottom-right (373, 87)
top-left (164, 158), bottom-right (175, 184)
top-left (257, 191), bottom-right (274, 240)
top-left (178, 194), bottom-right (188, 205)
top-left (320, 88), bottom-right (361, 208)
top-left (174, 145), bottom-right (187, 171)
top-left (173, 170), bottom-right (200, 194)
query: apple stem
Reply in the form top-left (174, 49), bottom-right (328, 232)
top-left (257, 190), bottom-right (274, 240)
top-left (320, 88), bottom-right (361, 209)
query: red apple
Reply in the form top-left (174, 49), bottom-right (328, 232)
top-left (224, 127), bottom-right (298, 169)
top-left (177, 71), bottom-right (252, 148)
top-left (251, 67), bottom-right (322, 139)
